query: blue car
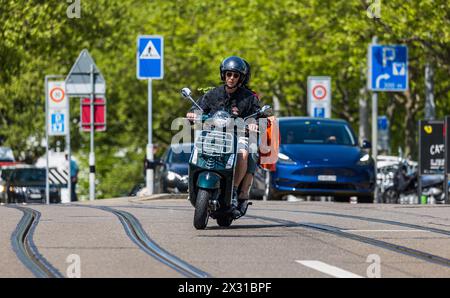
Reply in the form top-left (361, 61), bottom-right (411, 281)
top-left (266, 117), bottom-right (376, 202)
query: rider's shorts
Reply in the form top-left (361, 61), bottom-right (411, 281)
top-left (237, 137), bottom-right (258, 175)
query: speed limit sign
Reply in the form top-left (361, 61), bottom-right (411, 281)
top-left (48, 81), bottom-right (68, 108)
top-left (47, 81), bottom-right (68, 136)
top-left (308, 76), bottom-right (331, 118)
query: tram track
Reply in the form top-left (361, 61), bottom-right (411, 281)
top-left (117, 203), bottom-right (450, 269)
top-left (86, 205), bottom-right (211, 278)
top-left (9, 205), bottom-right (63, 278)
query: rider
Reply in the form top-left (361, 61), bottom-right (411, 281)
top-left (238, 59), bottom-right (259, 204)
top-left (186, 56), bottom-right (260, 215)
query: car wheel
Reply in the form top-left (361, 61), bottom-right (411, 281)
top-left (358, 195), bottom-right (374, 203)
top-left (334, 196), bottom-right (350, 203)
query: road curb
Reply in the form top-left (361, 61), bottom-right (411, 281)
top-left (131, 193), bottom-right (188, 202)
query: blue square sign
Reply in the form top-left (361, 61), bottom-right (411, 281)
top-left (314, 107), bottom-right (325, 118)
top-left (368, 45), bottom-right (408, 92)
top-left (137, 35), bottom-right (164, 80)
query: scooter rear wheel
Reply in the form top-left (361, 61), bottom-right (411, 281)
top-left (194, 189), bottom-right (210, 230)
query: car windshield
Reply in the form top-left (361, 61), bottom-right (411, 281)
top-left (0, 147), bottom-right (14, 162)
top-left (280, 120), bottom-right (356, 146)
top-left (13, 169), bottom-right (46, 182)
top-left (169, 150), bottom-right (192, 164)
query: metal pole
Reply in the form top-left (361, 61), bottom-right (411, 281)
top-left (89, 64), bottom-right (95, 201)
top-left (370, 36), bottom-right (379, 202)
top-left (372, 91), bottom-right (378, 202)
top-left (45, 76), bottom-right (50, 205)
top-left (418, 120), bottom-right (422, 204)
top-left (146, 79), bottom-right (154, 195)
top-left (445, 117), bottom-right (449, 204)
top-left (425, 62), bottom-right (435, 120)
top-left (66, 81), bottom-right (72, 204)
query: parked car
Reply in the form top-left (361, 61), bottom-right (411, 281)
top-left (5, 167), bottom-right (60, 204)
top-left (262, 117), bottom-right (376, 202)
top-left (154, 143), bottom-right (193, 194)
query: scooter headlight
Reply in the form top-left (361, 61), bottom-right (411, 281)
top-left (212, 111), bottom-right (231, 128)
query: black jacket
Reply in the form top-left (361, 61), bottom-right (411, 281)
top-left (190, 85), bottom-right (260, 118)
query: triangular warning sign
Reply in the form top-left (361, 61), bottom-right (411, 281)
top-left (140, 40), bottom-right (161, 59)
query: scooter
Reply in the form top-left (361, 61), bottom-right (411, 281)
top-left (382, 160), bottom-right (447, 204)
top-left (181, 87), bottom-right (272, 229)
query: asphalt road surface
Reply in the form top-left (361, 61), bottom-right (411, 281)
top-left (1, 195), bottom-right (450, 278)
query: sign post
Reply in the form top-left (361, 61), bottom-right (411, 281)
top-left (368, 37), bottom-right (408, 202)
top-left (307, 76), bottom-right (331, 118)
top-left (45, 76), bottom-right (68, 205)
top-left (137, 35), bottom-right (164, 195)
top-left (418, 120), bottom-right (444, 203)
top-left (445, 116), bottom-right (450, 203)
top-left (66, 49), bottom-right (106, 201)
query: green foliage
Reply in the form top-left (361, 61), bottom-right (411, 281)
top-left (1, 0), bottom-right (449, 198)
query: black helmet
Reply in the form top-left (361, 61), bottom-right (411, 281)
top-left (242, 59), bottom-right (251, 87)
top-left (220, 56), bottom-right (248, 84)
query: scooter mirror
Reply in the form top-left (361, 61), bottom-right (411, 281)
top-left (260, 105), bottom-right (273, 117)
top-left (181, 88), bottom-right (192, 99)
top-left (180, 87), bottom-right (204, 113)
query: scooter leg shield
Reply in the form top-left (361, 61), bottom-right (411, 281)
top-left (197, 172), bottom-right (221, 189)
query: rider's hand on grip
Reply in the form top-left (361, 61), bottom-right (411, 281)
top-left (186, 112), bottom-right (197, 123)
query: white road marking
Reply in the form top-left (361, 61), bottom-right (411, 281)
top-left (344, 229), bottom-right (428, 233)
top-left (296, 260), bottom-right (363, 278)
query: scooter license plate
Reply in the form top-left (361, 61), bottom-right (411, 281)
top-left (318, 175), bottom-right (337, 182)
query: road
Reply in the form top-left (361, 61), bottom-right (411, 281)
top-left (1, 196), bottom-right (450, 278)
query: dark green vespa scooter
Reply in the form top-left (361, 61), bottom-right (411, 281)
top-left (181, 88), bottom-right (272, 229)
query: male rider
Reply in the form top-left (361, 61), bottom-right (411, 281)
top-left (186, 56), bottom-right (260, 216)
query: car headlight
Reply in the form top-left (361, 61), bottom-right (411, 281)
top-left (357, 153), bottom-right (371, 165)
top-left (278, 153), bottom-right (296, 165)
top-left (167, 171), bottom-right (181, 181)
top-left (0, 185), bottom-right (4, 193)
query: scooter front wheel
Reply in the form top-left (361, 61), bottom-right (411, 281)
top-left (193, 189), bottom-right (210, 230)
top-left (216, 216), bottom-right (233, 227)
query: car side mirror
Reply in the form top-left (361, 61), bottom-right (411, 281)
top-left (361, 140), bottom-right (371, 149)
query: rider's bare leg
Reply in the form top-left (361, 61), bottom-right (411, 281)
top-left (233, 149), bottom-right (248, 191)
top-left (239, 173), bottom-right (253, 199)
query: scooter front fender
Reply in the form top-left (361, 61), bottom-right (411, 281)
top-left (197, 172), bottom-right (221, 189)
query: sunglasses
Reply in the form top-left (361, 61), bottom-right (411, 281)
top-left (226, 72), bottom-right (240, 79)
